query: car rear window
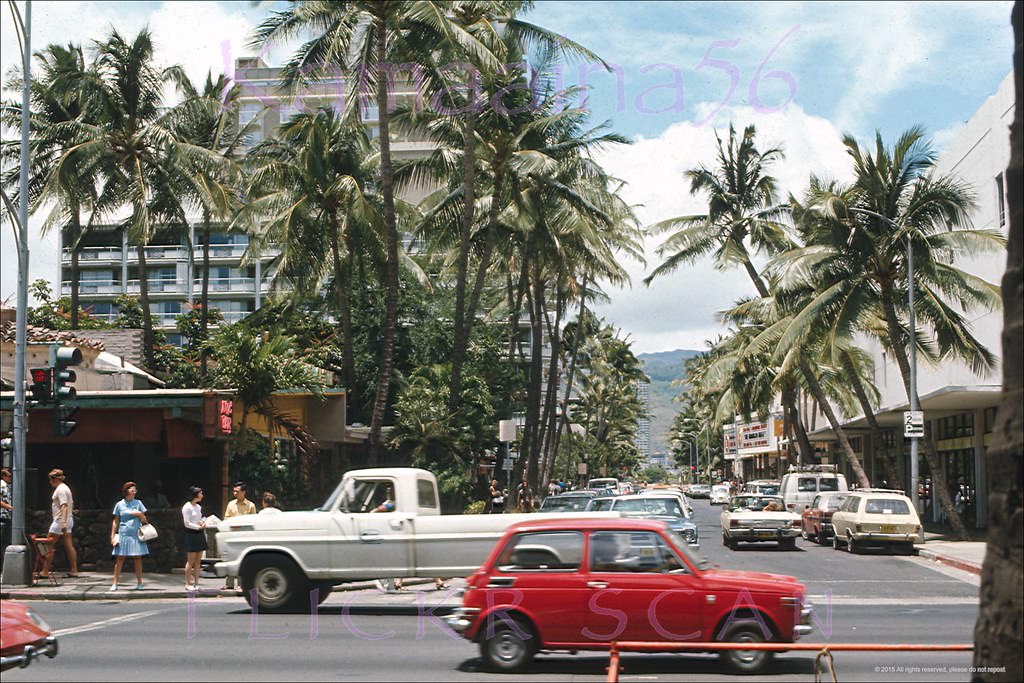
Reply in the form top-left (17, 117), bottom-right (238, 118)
top-left (497, 531), bottom-right (583, 571)
top-left (797, 478), bottom-right (817, 492)
top-left (865, 498), bottom-right (911, 514)
top-left (818, 478), bottom-right (841, 492)
top-left (614, 498), bottom-right (683, 516)
top-left (588, 498), bottom-right (615, 511)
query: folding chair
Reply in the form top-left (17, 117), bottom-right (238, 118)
top-left (28, 534), bottom-right (60, 586)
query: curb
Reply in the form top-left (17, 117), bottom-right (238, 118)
top-left (917, 549), bottom-right (983, 576)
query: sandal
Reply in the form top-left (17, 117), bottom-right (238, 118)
top-left (63, 572), bottom-right (79, 578)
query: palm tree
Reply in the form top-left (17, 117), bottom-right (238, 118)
top-left (252, 0), bottom-right (499, 458)
top-left (50, 29), bottom-right (221, 365)
top-left (239, 107), bottom-right (383, 398)
top-left (173, 72), bottom-right (255, 378)
top-left (1, 43), bottom-right (100, 329)
top-left (645, 123), bottom-right (813, 461)
top-left (793, 128), bottom-right (1005, 537)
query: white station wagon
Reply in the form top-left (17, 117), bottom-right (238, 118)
top-left (830, 489), bottom-right (924, 554)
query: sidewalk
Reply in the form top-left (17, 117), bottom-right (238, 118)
top-left (0, 572), bottom-right (464, 609)
top-left (917, 530), bottom-right (986, 576)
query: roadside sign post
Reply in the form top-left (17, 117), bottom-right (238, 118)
top-left (904, 411), bottom-right (924, 438)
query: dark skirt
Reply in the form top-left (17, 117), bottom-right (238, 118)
top-left (184, 528), bottom-right (207, 553)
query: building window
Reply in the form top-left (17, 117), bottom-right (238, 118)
top-left (996, 173), bottom-right (1006, 227)
top-left (936, 413), bottom-right (974, 440)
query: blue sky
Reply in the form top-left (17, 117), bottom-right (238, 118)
top-left (0, 1), bottom-right (1016, 353)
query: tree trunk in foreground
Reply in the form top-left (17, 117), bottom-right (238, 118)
top-left (973, 3), bottom-right (1023, 679)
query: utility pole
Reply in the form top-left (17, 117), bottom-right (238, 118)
top-left (3, 0), bottom-right (32, 586)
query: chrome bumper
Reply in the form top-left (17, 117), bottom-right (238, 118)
top-left (728, 527), bottom-right (801, 540)
top-left (213, 558), bottom-right (241, 578)
top-left (793, 601), bottom-right (815, 639)
top-left (441, 607), bottom-right (479, 635)
top-left (851, 532), bottom-right (922, 543)
top-left (0, 636), bottom-right (58, 670)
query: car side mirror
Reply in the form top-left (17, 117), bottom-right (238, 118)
top-left (804, 505), bottom-right (810, 510)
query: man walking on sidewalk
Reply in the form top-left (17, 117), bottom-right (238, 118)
top-left (222, 482), bottom-right (255, 589)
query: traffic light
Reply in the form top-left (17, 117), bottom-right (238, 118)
top-left (29, 367), bottom-right (53, 403)
top-left (53, 404), bottom-right (78, 438)
top-left (52, 346), bottom-right (82, 403)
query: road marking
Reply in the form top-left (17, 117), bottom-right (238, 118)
top-left (53, 608), bottom-right (167, 637)
top-left (807, 596), bottom-right (978, 605)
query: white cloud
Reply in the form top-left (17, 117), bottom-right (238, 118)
top-left (590, 101), bottom-right (852, 354)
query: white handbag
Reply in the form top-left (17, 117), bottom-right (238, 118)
top-left (138, 523), bottom-right (158, 541)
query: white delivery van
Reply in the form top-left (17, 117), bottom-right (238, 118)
top-left (780, 465), bottom-right (848, 513)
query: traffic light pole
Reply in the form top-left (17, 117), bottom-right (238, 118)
top-left (4, 0), bottom-right (32, 587)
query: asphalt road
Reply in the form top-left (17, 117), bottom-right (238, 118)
top-left (6, 499), bottom-right (981, 682)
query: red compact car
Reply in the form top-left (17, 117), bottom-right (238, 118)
top-left (0, 601), bottom-right (58, 671)
top-left (444, 517), bottom-right (813, 673)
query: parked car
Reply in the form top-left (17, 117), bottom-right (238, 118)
top-left (443, 517), bottom-right (814, 673)
top-left (800, 492), bottom-right (850, 544)
top-left (780, 466), bottom-right (848, 514)
top-left (688, 484), bottom-right (711, 499)
top-left (537, 491), bottom-right (597, 512)
top-left (710, 483), bottom-right (732, 505)
top-left (593, 493), bottom-right (699, 546)
top-left (830, 489), bottom-right (923, 554)
top-left (720, 494), bottom-right (802, 550)
top-left (585, 496), bottom-right (617, 512)
top-left (0, 602), bottom-right (58, 672)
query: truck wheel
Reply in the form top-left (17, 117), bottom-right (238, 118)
top-left (480, 620), bottom-right (536, 672)
top-left (720, 623), bottom-right (774, 673)
top-left (817, 529), bottom-right (830, 546)
top-left (241, 555), bottom-right (309, 613)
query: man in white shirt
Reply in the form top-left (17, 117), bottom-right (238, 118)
top-left (41, 468), bottom-right (78, 578)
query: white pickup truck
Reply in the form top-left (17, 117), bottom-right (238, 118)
top-left (215, 468), bottom-right (611, 612)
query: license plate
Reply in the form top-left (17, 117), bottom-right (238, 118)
top-left (880, 525), bottom-right (897, 533)
top-left (755, 530), bottom-right (775, 539)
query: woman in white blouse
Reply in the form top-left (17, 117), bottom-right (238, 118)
top-left (181, 486), bottom-right (207, 591)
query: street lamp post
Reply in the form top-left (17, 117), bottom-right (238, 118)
top-left (849, 207), bottom-right (920, 513)
top-left (676, 418), bottom-right (710, 479)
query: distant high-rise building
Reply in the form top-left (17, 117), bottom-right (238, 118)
top-left (635, 379), bottom-right (651, 461)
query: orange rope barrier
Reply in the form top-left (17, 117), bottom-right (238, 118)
top-left (605, 642), bottom-right (973, 682)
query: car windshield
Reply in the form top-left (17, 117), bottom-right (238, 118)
top-left (864, 498), bottom-right (911, 514)
top-left (613, 498), bottom-right (684, 516)
top-left (729, 496), bottom-right (782, 511)
top-left (587, 498), bottom-right (616, 511)
top-left (539, 496), bottom-right (591, 512)
top-left (824, 494), bottom-right (848, 511)
top-left (818, 478), bottom-right (841, 491)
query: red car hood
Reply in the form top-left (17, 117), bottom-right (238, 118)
top-left (701, 568), bottom-right (805, 594)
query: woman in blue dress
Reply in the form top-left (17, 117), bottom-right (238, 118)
top-left (109, 481), bottom-right (150, 591)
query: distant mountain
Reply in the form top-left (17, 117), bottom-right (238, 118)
top-left (636, 349), bottom-right (701, 457)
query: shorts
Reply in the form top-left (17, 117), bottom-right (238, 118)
top-left (48, 517), bottom-right (74, 534)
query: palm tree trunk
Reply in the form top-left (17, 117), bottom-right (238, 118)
top-left (507, 258), bottom-right (528, 363)
top-left (799, 360), bottom-right (871, 488)
top-left (522, 262), bottom-right (545, 491)
top-left (69, 208), bottom-right (82, 329)
top-left (551, 275), bottom-right (589, 468)
top-left (369, 24), bottom-right (400, 462)
top-left (200, 211), bottom-right (211, 381)
top-left (137, 244), bottom-right (155, 366)
top-left (786, 384), bottom-right (816, 462)
top-left (880, 285), bottom-right (969, 538)
top-left (742, 258), bottom-right (771, 298)
top-left (973, 5), bottom-right (1022, 676)
top-left (448, 107), bottom-right (478, 416)
top-left (841, 351), bottom-right (902, 487)
top-left (537, 282), bottom-right (564, 490)
top-left (465, 170), bottom-right (504, 351)
top-left (330, 212), bottom-right (355, 395)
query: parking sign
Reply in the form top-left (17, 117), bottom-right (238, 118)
top-left (904, 411), bottom-right (924, 438)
